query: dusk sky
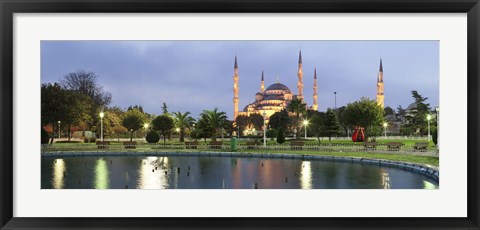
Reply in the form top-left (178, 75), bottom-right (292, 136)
top-left (41, 41), bottom-right (439, 119)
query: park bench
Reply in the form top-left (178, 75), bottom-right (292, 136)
top-left (414, 142), bottom-right (429, 152)
top-left (123, 141), bottom-right (137, 149)
top-left (290, 141), bottom-right (304, 150)
top-left (364, 142), bottom-right (378, 150)
top-left (386, 142), bottom-right (403, 151)
top-left (246, 141), bottom-right (259, 149)
top-left (185, 141), bottom-right (198, 149)
top-left (209, 141), bottom-right (223, 149)
top-left (96, 141), bottom-right (110, 149)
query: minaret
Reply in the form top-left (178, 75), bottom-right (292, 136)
top-left (260, 70), bottom-right (265, 93)
top-left (313, 67), bottom-right (318, 111)
top-left (297, 50), bottom-right (304, 101)
top-left (233, 56), bottom-right (239, 120)
top-left (376, 58), bottom-right (385, 109)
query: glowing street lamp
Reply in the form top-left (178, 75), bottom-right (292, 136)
top-left (383, 122), bottom-right (388, 139)
top-left (427, 114), bottom-right (432, 141)
top-left (303, 120), bottom-right (309, 139)
top-left (143, 123), bottom-right (149, 130)
top-left (99, 112), bottom-right (105, 142)
top-left (57, 120), bottom-right (61, 139)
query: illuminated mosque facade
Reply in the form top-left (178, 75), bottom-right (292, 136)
top-left (232, 50), bottom-right (385, 121)
top-left (233, 50), bottom-right (319, 121)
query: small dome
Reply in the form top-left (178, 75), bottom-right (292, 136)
top-left (266, 83), bottom-right (290, 91)
top-left (256, 92), bottom-right (263, 95)
top-left (407, 103), bottom-right (417, 110)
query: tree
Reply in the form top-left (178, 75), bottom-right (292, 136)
top-left (60, 70), bottom-right (112, 129)
top-left (41, 128), bottom-right (50, 144)
top-left (121, 108), bottom-right (146, 142)
top-left (249, 113), bottom-right (264, 130)
top-left (235, 115), bottom-right (250, 136)
top-left (173, 111), bottom-right (195, 142)
top-left (62, 91), bottom-right (94, 141)
top-left (343, 97), bottom-right (384, 142)
top-left (406, 90), bottom-right (431, 135)
top-left (193, 114), bottom-right (214, 142)
top-left (41, 83), bottom-right (70, 143)
top-left (309, 111), bottom-right (325, 144)
top-left (269, 109), bottom-right (292, 131)
top-left (127, 105), bottom-right (144, 113)
top-left (276, 128), bottom-right (286, 144)
top-left (152, 114), bottom-right (174, 144)
top-left (162, 102), bottom-right (169, 115)
top-left (336, 106), bottom-right (350, 136)
top-left (322, 109), bottom-right (340, 142)
top-left (287, 99), bottom-right (307, 138)
top-left (200, 108), bottom-right (228, 141)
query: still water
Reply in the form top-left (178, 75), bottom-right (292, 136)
top-left (41, 155), bottom-right (438, 189)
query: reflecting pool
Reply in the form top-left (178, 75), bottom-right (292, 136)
top-left (41, 155), bottom-right (438, 189)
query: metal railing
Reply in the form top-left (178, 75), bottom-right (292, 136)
top-left (41, 142), bottom-right (439, 157)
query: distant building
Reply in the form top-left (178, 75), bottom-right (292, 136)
top-left (233, 50), bottom-right (318, 121)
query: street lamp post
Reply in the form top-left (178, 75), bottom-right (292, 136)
top-left (303, 120), bottom-right (308, 139)
top-left (99, 112), bottom-right (105, 142)
top-left (427, 114), bottom-right (431, 142)
top-left (262, 111), bottom-right (267, 148)
top-left (334, 92), bottom-right (337, 110)
top-left (383, 122), bottom-right (388, 139)
top-left (57, 121), bottom-right (61, 139)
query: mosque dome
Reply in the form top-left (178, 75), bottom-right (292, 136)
top-left (407, 103), bottom-right (417, 111)
top-left (266, 83), bottom-right (290, 91)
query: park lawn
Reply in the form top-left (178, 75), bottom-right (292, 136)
top-left (45, 140), bottom-right (439, 167)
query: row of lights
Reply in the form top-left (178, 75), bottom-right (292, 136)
top-left (64, 107), bottom-right (439, 143)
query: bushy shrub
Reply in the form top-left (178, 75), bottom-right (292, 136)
top-left (41, 127), bottom-right (50, 144)
top-left (146, 130), bottom-right (160, 143)
top-left (84, 136), bottom-right (97, 143)
top-left (432, 128), bottom-right (438, 146)
top-left (276, 128), bottom-right (285, 144)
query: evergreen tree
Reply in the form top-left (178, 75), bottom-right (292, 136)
top-left (276, 128), bottom-right (285, 144)
top-left (323, 109), bottom-right (341, 143)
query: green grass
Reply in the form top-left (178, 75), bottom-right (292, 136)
top-left (43, 142), bottom-right (439, 167)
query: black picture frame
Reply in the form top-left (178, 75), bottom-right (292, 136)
top-left (1, 0), bottom-right (479, 229)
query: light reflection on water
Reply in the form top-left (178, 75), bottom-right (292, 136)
top-left (41, 156), bottom-right (439, 189)
top-left (138, 157), bottom-right (169, 189)
top-left (52, 159), bottom-right (65, 189)
top-left (300, 161), bottom-right (312, 189)
top-left (94, 158), bottom-right (109, 189)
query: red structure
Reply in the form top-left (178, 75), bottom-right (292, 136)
top-left (352, 127), bottom-right (365, 142)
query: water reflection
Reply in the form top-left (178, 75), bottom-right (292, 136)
top-left (52, 159), bottom-right (65, 189)
top-left (42, 156), bottom-right (439, 189)
top-left (423, 180), bottom-right (437, 189)
top-left (381, 169), bottom-right (391, 189)
top-left (300, 161), bottom-right (312, 189)
top-left (138, 157), bottom-right (169, 189)
top-left (94, 158), bottom-right (110, 189)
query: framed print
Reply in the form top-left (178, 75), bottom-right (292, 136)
top-left (1, 0), bottom-right (479, 229)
